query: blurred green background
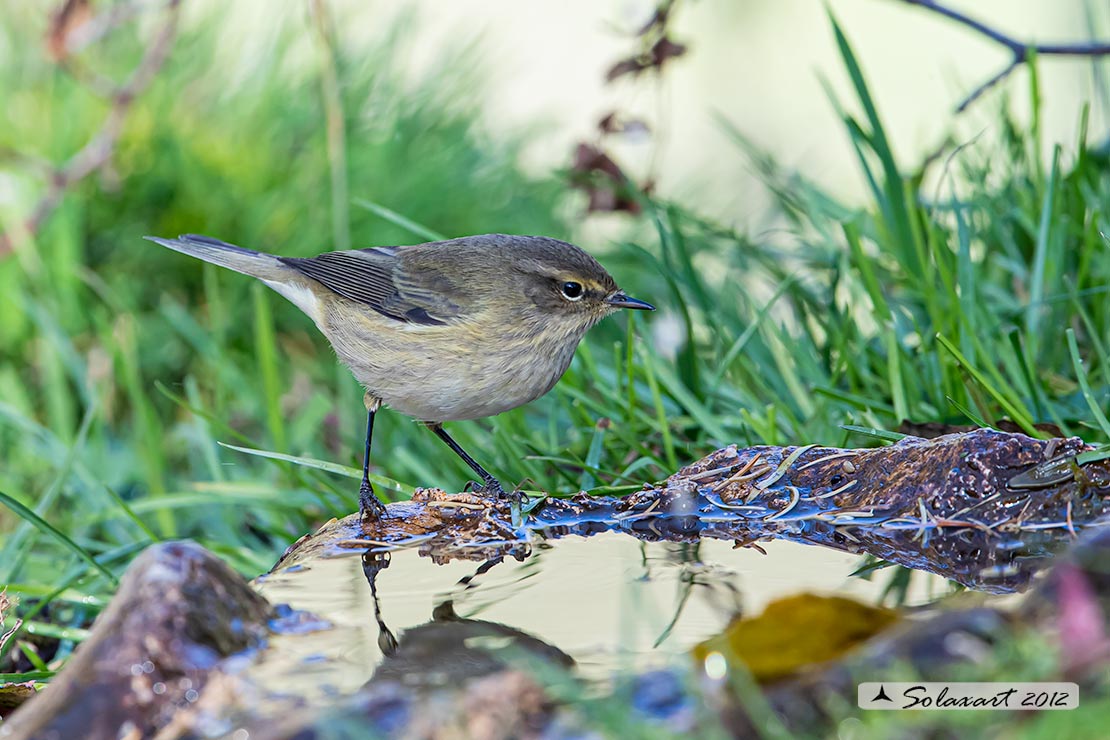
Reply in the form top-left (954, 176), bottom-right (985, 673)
top-left (1, 3), bottom-right (1110, 725)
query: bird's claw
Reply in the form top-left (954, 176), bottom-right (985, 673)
top-left (463, 478), bottom-right (521, 505)
top-left (359, 480), bottom-right (387, 521)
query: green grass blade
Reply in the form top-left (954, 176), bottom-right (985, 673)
top-left (884, 325), bottom-right (908, 422)
top-left (0, 399), bottom-right (97, 583)
top-left (953, 195), bottom-right (977, 360)
top-left (844, 221), bottom-right (888, 319)
top-left (113, 316), bottom-right (169, 534)
top-left (946, 396), bottom-right (990, 428)
top-left (637, 348), bottom-right (679, 470)
top-left (251, 284), bottom-right (286, 452)
top-left (1025, 145), bottom-right (1060, 349)
top-left (218, 442), bottom-right (412, 493)
top-left (153, 380), bottom-right (255, 446)
top-left (0, 490), bottom-right (118, 584)
top-left (828, 13), bottom-right (913, 256)
top-left (96, 482), bottom-right (161, 542)
top-left (813, 386), bottom-right (896, 415)
top-left (1066, 328), bottom-right (1110, 439)
top-left (578, 420), bottom-right (608, 491)
top-left (935, 334), bottom-right (1039, 437)
top-left (353, 198), bottom-right (446, 242)
top-left (0, 672), bottom-right (55, 683)
top-left (839, 425), bottom-right (906, 443)
top-left (708, 275), bottom-right (797, 393)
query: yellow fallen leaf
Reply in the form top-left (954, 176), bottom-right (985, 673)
top-left (693, 593), bottom-right (899, 683)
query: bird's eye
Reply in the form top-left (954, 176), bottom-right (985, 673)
top-left (560, 281), bottom-right (584, 301)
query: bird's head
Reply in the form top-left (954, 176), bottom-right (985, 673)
top-left (497, 236), bottom-right (653, 334)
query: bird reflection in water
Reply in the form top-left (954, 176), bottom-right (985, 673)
top-left (360, 551), bottom-right (574, 688)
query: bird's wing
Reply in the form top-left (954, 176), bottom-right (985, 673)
top-left (278, 247), bottom-right (463, 325)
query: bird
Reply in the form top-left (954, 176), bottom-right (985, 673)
top-left (144, 232), bottom-right (654, 520)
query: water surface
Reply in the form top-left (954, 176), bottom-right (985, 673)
top-left (252, 532), bottom-right (947, 697)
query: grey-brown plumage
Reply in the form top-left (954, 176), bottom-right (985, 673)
top-left (144, 232), bottom-right (653, 518)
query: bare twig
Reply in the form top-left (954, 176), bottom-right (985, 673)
top-left (0, 0), bottom-right (182, 257)
top-left (50, 0), bottom-right (169, 58)
top-left (902, 0), bottom-right (1110, 112)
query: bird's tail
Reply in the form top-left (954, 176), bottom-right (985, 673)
top-left (144, 234), bottom-right (294, 282)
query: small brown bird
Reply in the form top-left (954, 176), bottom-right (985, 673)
top-left (145, 233), bottom-right (654, 519)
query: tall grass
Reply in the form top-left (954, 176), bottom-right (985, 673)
top-left (0, 4), bottom-right (1107, 701)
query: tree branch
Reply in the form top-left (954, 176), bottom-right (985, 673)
top-left (901, 0), bottom-right (1110, 112)
top-left (0, 0), bottom-right (182, 257)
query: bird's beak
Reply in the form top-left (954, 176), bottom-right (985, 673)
top-left (605, 291), bottom-right (655, 311)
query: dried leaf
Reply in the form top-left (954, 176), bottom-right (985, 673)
top-left (0, 682), bottom-right (37, 717)
top-left (605, 57), bottom-right (648, 83)
top-left (605, 35), bottom-right (687, 83)
top-left (650, 36), bottom-right (687, 66)
top-left (568, 144), bottom-right (642, 215)
top-left (0, 590), bottom-right (32, 718)
top-left (0, 590), bottom-right (19, 654)
top-left (571, 143), bottom-right (623, 179)
top-left (598, 112), bottom-right (619, 134)
top-left (693, 593), bottom-right (899, 683)
top-left (598, 112), bottom-right (651, 137)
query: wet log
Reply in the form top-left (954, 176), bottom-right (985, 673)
top-left (341, 429), bottom-right (1110, 592)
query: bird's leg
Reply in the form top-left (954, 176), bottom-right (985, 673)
top-left (359, 394), bottom-right (386, 520)
top-left (361, 551), bottom-right (397, 655)
top-left (425, 422), bottom-right (517, 502)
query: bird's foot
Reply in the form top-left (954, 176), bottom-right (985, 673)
top-left (463, 478), bottom-right (521, 505)
top-left (360, 550), bottom-right (391, 576)
top-left (359, 480), bottom-right (387, 521)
